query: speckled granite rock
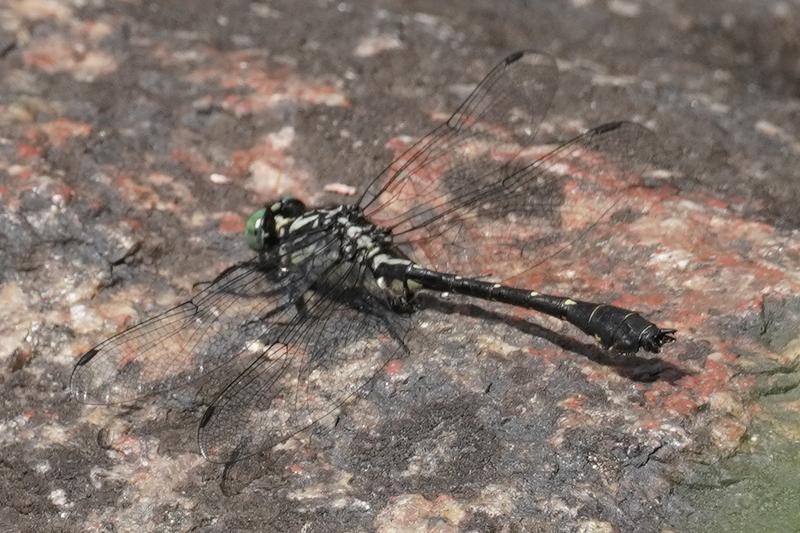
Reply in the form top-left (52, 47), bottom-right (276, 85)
top-left (1, 1), bottom-right (798, 531)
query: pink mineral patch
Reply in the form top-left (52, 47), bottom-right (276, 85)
top-left (40, 119), bottom-right (92, 147)
top-left (217, 212), bottom-right (245, 234)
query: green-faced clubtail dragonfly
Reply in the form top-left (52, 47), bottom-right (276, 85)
top-left (71, 50), bottom-right (675, 463)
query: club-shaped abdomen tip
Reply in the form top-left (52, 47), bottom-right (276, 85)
top-left (645, 327), bottom-right (677, 353)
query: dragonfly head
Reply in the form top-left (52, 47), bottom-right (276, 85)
top-left (245, 197), bottom-right (307, 251)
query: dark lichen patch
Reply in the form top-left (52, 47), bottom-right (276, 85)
top-left (753, 296), bottom-right (800, 353)
top-left (344, 396), bottom-right (501, 499)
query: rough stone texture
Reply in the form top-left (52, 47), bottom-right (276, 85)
top-left (1, 0), bottom-right (799, 531)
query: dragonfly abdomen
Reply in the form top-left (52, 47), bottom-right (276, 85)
top-left (398, 265), bottom-right (675, 354)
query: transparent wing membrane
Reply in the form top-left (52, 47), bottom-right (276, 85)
top-left (387, 121), bottom-right (659, 281)
top-left (71, 228), bottom-right (341, 404)
top-left (360, 51), bottom-right (558, 233)
top-left (198, 262), bottom-right (409, 463)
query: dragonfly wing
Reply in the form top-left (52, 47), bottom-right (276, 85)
top-left (357, 49), bottom-right (661, 282)
top-left (358, 50), bottom-right (557, 232)
top-left (70, 228), bottom-right (341, 404)
top-left (197, 260), bottom-right (410, 463)
top-left (391, 121), bottom-right (661, 282)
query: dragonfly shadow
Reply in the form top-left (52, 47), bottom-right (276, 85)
top-left (416, 294), bottom-right (689, 384)
top-left (217, 418), bottom-right (346, 495)
top-left (219, 449), bottom-right (291, 497)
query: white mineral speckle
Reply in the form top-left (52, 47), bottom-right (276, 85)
top-left (209, 173), bottom-right (230, 184)
top-left (69, 304), bottom-right (103, 334)
top-left (354, 32), bottom-right (403, 58)
top-left (608, 0), bottom-right (641, 17)
top-left (247, 161), bottom-right (284, 194)
top-left (0, 283), bottom-right (32, 362)
top-left (323, 182), bottom-right (357, 196)
top-left (250, 3), bottom-right (279, 18)
top-left (267, 126), bottom-right (295, 150)
top-left (49, 488), bottom-right (70, 507)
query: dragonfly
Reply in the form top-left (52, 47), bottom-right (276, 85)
top-left (71, 50), bottom-right (676, 463)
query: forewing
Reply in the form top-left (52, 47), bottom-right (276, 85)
top-left (197, 260), bottom-right (410, 463)
top-left (70, 228), bottom-right (341, 404)
top-left (358, 50), bottom-right (558, 234)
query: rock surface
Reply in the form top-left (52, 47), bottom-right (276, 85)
top-left (1, 0), bottom-right (798, 531)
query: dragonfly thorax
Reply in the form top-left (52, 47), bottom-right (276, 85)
top-left (267, 203), bottom-right (414, 303)
top-left (334, 207), bottom-right (395, 262)
top-left (249, 201), bottom-right (403, 267)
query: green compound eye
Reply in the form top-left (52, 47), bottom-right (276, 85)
top-left (244, 207), bottom-right (268, 251)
